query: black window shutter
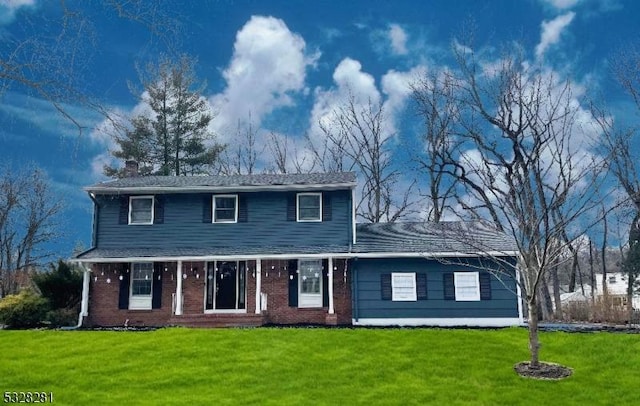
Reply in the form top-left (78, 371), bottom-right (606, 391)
top-left (118, 196), bottom-right (129, 224)
top-left (443, 273), bottom-right (455, 301)
top-left (154, 196), bottom-right (164, 224)
top-left (322, 193), bottom-right (332, 221)
top-left (417, 273), bottom-right (428, 300)
top-left (152, 263), bottom-right (163, 309)
top-left (202, 196), bottom-right (212, 223)
top-left (118, 266), bottom-right (130, 309)
top-left (286, 193), bottom-right (296, 221)
top-left (322, 259), bottom-right (329, 307)
top-left (288, 259), bottom-right (298, 307)
top-left (381, 273), bottom-right (392, 300)
top-left (479, 272), bottom-right (492, 300)
top-left (238, 195), bottom-right (248, 222)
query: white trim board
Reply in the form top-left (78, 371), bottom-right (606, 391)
top-left (76, 250), bottom-right (518, 263)
top-left (352, 318), bottom-right (524, 327)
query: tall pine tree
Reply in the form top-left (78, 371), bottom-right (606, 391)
top-left (105, 55), bottom-right (224, 177)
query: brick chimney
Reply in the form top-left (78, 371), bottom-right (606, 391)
top-left (124, 160), bottom-right (139, 177)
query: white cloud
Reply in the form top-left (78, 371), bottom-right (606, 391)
top-left (309, 58), bottom-right (380, 137)
top-left (388, 24), bottom-right (408, 55)
top-left (381, 65), bottom-right (426, 131)
top-left (535, 12), bottom-right (576, 60)
top-left (209, 15), bottom-right (316, 141)
top-left (540, 0), bottom-right (580, 9)
top-left (0, 0), bottom-right (34, 25)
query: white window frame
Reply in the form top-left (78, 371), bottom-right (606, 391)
top-left (297, 193), bottom-right (322, 222)
top-left (212, 195), bottom-right (238, 223)
top-left (454, 272), bottom-right (480, 302)
top-left (298, 259), bottom-right (323, 308)
top-left (391, 272), bottom-right (417, 301)
top-left (129, 262), bottom-right (153, 310)
top-left (128, 196), bottom-right (154, 225)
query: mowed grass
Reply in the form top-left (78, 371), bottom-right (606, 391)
top-left (1, 327), bottom-right (639, 405)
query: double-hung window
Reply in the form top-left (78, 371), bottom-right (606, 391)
top-left (130, 262), bottom-right (153, 309)
top-left (454, 272), bottom-right (481, 301)
top-left (129, 196), bottom-right (154, 225)
top-left (213, 195), bottom-right (238, 223)
top-left (298, 259), bottom-right (322, 308)
top-left (297, 193), bottom-right (322, 222)
top-left (391, 272), bottom-right (417, 301)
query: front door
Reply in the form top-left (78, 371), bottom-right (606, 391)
top-left (205, 261), bottom-right (246, 311)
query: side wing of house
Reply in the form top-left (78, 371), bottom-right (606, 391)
top-left (351, 257), bottom-right (523, 327)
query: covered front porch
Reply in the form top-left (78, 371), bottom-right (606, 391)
top-left (80, 253), bottom-right (351, 328)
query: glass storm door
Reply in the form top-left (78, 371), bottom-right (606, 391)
top-left (205, 261), bottom-right (246, 311)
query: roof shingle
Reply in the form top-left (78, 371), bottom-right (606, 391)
top-left (86, 172), bottom-right (357, 193)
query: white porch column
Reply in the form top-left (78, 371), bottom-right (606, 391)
top-left (328, 257), bottom-right (335, 315)
top-left (175, 261), bottom-right (183, 316)
top-left (255, 259), bottom-right (262, 314)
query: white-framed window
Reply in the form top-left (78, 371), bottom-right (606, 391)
top-left (129, 196), bottom-right (154, 225)
top-left (454, 272), bottom-right (480, 301)
top-left (298, 259), bottom-right (322, 308)
top-left (130, 262), bottom-right (153, 310)
top-left (297, 193), bottom-right (322, 222)
top-left (213, 195), bottom-right (238, 223)
top-left (391, 272), bottom-right (417, 301)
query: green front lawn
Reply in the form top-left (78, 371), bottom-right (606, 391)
top-left (1, 327), bottom-right (638, 405)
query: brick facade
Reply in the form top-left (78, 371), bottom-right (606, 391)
top-left (87, 258), bottom-right (352, 327)
top-left (88, 263), bottom-right (176, 327)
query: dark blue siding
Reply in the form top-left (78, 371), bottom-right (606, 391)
top-left (352, 258), bottom-right (519, 319)
top-left (95, 190), bottom-right (352, 250)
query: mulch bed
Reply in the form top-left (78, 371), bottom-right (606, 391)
top-left (514, 361), bottom-right (573, 380)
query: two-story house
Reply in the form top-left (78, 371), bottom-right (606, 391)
top-left (74, 166), bottom-right (523, 327)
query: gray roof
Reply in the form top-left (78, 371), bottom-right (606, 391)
top-left (75, 221), bottom-right (517, 262)
top-left (353, 222), bottom-right (517, 255)
top-left (75, 244), bottom-right (352, 261)
top-left (86, 172), bottom-right (357, 193)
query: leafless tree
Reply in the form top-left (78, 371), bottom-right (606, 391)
top-left (410, 70), bottom-right (461, 222)
top-left (305, 130), bottom-right (351, 173)
top-left (414, 44), bottom-right (606, 368)
top-left (591, 41), bottom-right (640, 319)
top-left (266, 132), bottom-right (310, 174)
top-left (0, 166), bottom-right (63, 297)
top-left (219, 116), bottom-right (265, 175)
top-left (319, 95), bottom-right (415, 222)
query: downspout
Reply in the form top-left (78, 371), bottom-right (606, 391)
top-left (62, 263), bottom-right (91, 330)
top-left (88, 192), bottom-right (99, 248)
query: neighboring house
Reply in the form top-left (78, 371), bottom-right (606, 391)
top-left (561, 273), bottom-right (640, 309)
top-left (75, 167), bottom-right (523, 327)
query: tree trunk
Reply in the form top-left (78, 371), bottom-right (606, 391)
top-left (551, 264), bottom-right (563, 320)
top-left (527, 298), bottom-right (540, 368)
top-left (539, 279), bottom-right (553, 320)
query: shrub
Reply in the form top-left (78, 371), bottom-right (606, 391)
top-left (0, 290), bottom-right (49, 328)
top-left (45, 308), bottom-right (79, 327)
top-left (33, 260), bottom-right (82, 310)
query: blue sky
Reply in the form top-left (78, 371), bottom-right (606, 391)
top-left (0, 0), bottom-right (637, 259)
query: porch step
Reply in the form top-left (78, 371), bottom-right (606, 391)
top-left (169, 313), bottom-right (264, 328)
